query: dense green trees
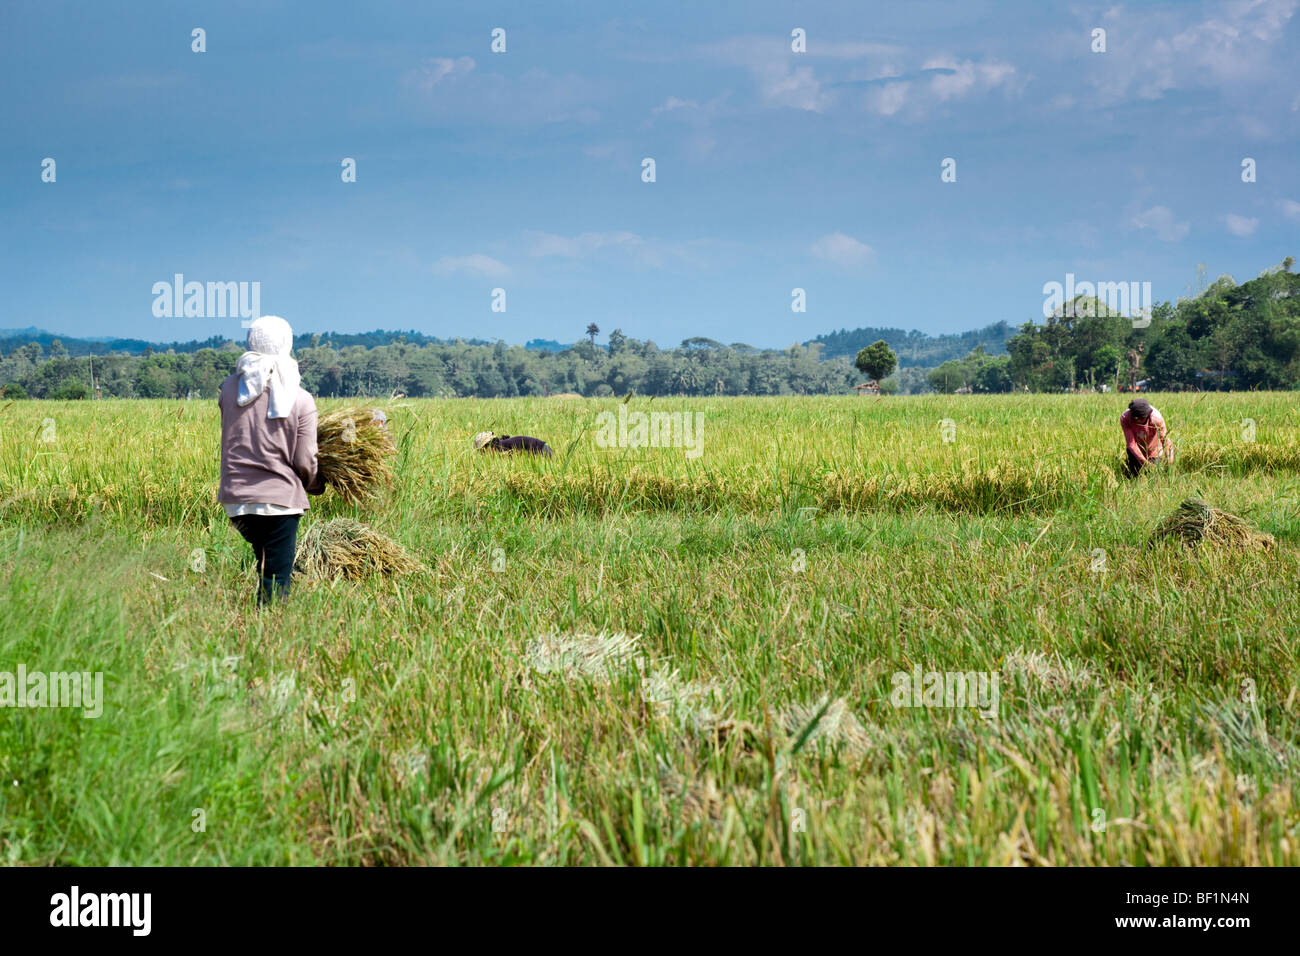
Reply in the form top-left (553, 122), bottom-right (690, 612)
top-left (0, 333), bottom-right (863, 399)
top-left (927, 348), bottom-right (1015, 393)
top-left (1004, 260), bottom-right (1299, 391)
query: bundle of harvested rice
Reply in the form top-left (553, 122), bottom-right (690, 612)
top-left (779, 696), bottom-right (874, 757)
top-left (316, 407), bottom-right (395, 503)
top-left (526, 630), bottom-right (642, 680)
top-left (1149, 498), bottom-right (1275, 551)
top-left (294, 518), bottom-right (426, 580)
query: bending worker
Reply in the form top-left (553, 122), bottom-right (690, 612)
top-left (474, 431), bottom-right (554, 457)
top-left (1120, 397), bottom-right (1173, 477)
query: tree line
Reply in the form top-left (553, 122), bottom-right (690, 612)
top-left (0, 333), bottom-right (863, 400)
top-left (2, 257), bottom-right (1294, 399)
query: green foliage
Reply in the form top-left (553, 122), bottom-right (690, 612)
top-left (50, 379), bottom-right (89, 400)
top-left (855, 340), bottom-right (898, 382)
top-left (1006, 259), bottom-right (1300, 391)
top-left (927, 348), bottom-right (1014, 393)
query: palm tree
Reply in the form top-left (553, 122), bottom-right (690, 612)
top-left (585, 323), bottom-right (600, 344)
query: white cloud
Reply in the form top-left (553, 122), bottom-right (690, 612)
top-left (529, 231), bottom-right (644, 259)
top-left (703, 34), bottom-right (1017, 117)
top-left (756, 63), bottom-right (829, 112)
top-left (652, 96), bottom-right (696, 114)
top-left (922, 58), bottom-right (1018, 102)
top-left (648, 93), bottom-right (730, 127)
top-left (406, 56), bottom-right (475, 91)
top-left (403, 59), bottom-right (602, 126)
top-left (1280, 199), bottom-right (1300, 221)
top-left (1223, 214), bottom-right (1259, 236)
top-left (865, 82), bottom-right (910, 117)
top-left (813, 41), bottom-right (906, 59)
top-left (1130, 206), bottom-right (1190, 242)
top-left (1086, 0), bottom-right (1298, 105)
top-left (698, 36), bottom-right (836, 113)
top-left (809, 232), bottom-right (875, 268)
top-left (432, 254), bottom-right (510, 279)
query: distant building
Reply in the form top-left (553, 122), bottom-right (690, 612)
top-left (853, 382), bottom-right (880, 396)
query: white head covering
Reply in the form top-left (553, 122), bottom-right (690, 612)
top-left (473, 431), bottom-right (495, 450)
top-left (237, 316), bottom-right (301, 419)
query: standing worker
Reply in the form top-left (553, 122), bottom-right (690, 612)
top-left (218, 316), bottom-right (325, 604)
top-left (1120, 397), bottom-right (1173, 477)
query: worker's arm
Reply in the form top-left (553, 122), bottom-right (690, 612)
top-left (294, 396), bottom-right (327, 495)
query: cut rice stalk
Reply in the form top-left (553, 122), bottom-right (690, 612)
top-left (317, 407), bottom-right (396, 504)
top-left (1149, 498), bottom-right (1275, 551)
top-left (294, 518), bottom-right (426, 580)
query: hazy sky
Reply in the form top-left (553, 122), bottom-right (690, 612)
top-left (2, 0), bottom-right (1298, 347)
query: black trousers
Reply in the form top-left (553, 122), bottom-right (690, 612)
top-left (230, 514), bottom-right (300, 604)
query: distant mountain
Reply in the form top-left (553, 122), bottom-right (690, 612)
top-left (806, 321), bottom-right (1014, 366)
top-left (0, 328), bottom-right (232, 357)
top-left (0, 328), bottom-right (492, 357)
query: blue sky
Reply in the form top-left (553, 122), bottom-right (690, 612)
top-left (2, 0), bottom-right (1298, 348)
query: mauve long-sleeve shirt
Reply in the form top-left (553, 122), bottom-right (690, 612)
top-left (1120, 407), bottom-right (1171, 462)
top-left (217, 373), bottom-right (324, 511)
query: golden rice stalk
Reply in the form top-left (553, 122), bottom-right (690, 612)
top-left (294, 518), bottom-right (425, 581)
top-left (1149, 498), bottom-right (1275, 552)
top-left (317, 407), bottom-right (395, 504)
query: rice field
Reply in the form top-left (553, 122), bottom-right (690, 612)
top-left (1, 393), bottom-right (1298, 866)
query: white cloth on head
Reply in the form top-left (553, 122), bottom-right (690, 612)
top-left (237, 315), bottom-right (301, 419)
